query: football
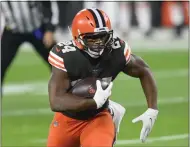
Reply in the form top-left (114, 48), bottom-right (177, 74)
top-left (70, 77), bottom-right (109, 98)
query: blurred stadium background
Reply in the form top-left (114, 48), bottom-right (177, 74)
top-left (1, 1), bottom-right (189, 147)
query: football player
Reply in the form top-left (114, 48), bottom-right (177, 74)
top-left (47, 8), bottom-right (159, 147)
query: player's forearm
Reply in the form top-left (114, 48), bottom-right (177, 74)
top-left (140, 68), bottom-right (158, 109)
top-left (123, 54), bottom-right (158, 109)
top-left (49, 93), bottom-right (97, 112)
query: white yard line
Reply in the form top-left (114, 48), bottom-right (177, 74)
top-left (3, 82), bottom-right (48, 95)
top-left (116, 134), bottom-right (188, 145)
top-left (2, 96), bottom-right (187, 117)
top-left (32, 133), bottom-right (189, 145)
top-left (124, 96), bottom-right (187, 107)
top-left (3, 69), bottom-right (187, 95)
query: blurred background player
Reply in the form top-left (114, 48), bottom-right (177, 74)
top-left (100, 1), bottom-right (152, 37)
top-left (54, 1), bottom-right (83, 41)
top-left (1, 1), bottom-right (58, 87)
top-left (163, 1), bottom-right (187, 38)
top-left (0, 7), bottom-right (5, 37)
top-left (56, 1), bottom-right (188, 41)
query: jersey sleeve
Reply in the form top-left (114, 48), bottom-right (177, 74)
top-left (48, 45), bottom-right (67, 72)
top-left (123, 41), bottom-right (132, 64)
top-left (113, 37), bottom-right (132, 64)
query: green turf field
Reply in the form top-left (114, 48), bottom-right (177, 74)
top-left (2, 48), bottom-right (188, 147)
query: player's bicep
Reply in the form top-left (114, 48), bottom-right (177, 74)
top-left (48, 67), bottom-right (70, 100)
top-left (123, 54), bottom-right (149, 78)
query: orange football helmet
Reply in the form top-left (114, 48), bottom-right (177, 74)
top-left (71, 8), bottom-right (113, 58)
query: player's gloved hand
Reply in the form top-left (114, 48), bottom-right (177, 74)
top-left (132, 108), bottom-right (159, 142)
top-left (93, 80), bottom-right (113, 109)
top-left (108, 100), bottom-right (126, 145)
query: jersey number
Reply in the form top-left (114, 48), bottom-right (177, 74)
top-left (57, 41), bottom-right (76, 53)
top-left (112, 40), bottom-right (121, 49)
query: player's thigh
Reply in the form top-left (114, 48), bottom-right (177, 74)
top-left (47, 113), bottom-right (80, 147)
top-left (80, 110), bottom-right (115, 147)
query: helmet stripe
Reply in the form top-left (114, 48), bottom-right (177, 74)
top-left (88, 8), bottom-right (105, 28)
top-left (90, 8), bottom-right (103, 28)
top-left (96, 9), bottom-right (106, 27)
top-left (87, 9), bottom-right (100, 28)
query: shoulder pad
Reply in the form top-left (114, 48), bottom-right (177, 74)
top-left (111, 37), bottom-right (132, 64)
top-left (48, 40), bottom-right (77, 72)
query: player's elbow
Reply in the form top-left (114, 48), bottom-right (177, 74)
top-left (49, 100), bottom-right (60, 112)
top-left (49, 96), bottom-right (82, 112)
top-left (49, 101), bottom-right (69, 112)
top-left (139, 66), bottom-right (156, 83)
top-left (138, 65), bottom-right (151, 78)
top-left (49, 97), bottom-right (66, 112)
top-left (49, 102), bottom-right (59, 112)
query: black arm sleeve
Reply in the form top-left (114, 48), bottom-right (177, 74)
top-left (41, 1), bottom-right (57, 32)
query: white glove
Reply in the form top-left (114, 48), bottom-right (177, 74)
top-left (93, 80), bottom-right (113, 109)
top-left (132, 108), bottom-right (159, 142)
top-left (108, 100), bottom-right (126, 145)
top-left (109, 100), bottom-right (126, 133)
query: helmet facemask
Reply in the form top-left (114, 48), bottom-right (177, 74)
top-left (78, 30), bottom-right (113, 58)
